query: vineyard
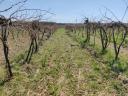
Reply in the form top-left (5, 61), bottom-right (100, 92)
top-left (0, 0), bottom-right (128, 96)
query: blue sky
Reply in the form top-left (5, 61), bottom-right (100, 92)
top-left (0, 0), bottom-right (128, 23)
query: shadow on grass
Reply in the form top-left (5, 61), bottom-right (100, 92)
top-left (0, 79), bottom-right (11, 86)
top-left (109, 60), bottom-right (128, 74)
top-left (100, 49), bottom-right (108, 55)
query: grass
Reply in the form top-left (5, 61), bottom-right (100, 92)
top-left (72, 30), bottom-right (128, 74)
top-left (0, 28), bottom-right (128, 95)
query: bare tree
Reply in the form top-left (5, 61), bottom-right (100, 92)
top-left (84, 18), bottom-right (91, 43)
top-left (0, 0), bottom-right (54, 80)
top-left (98, 22), bottom-right (109, 53)
top-left (112, 22), bottom-right (128, 60)
top-left (0, 15), bottom-right (13, 80)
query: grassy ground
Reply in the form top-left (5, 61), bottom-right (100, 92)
top-left (0, 28), bottom-right (128, 96)
top-left (72, 30), bottom-right (128, 75)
